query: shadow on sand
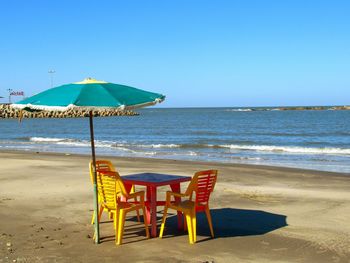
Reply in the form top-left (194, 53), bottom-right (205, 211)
top-left (99, 208), bottom-right (287, 243)
top-left (164, 207), bottom-right (288, 238)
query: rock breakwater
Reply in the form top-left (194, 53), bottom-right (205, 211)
top-left (0, 104), bottom-right (139, 118)
top-left (229, 105), bottom-right (350, 112)
top-left (278, 106), bottom-right (350, 111)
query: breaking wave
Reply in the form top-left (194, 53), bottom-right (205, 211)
top-left (219, 144), bottom-right (350, 155)
top-left (26, 137), bottom-right (350, 155)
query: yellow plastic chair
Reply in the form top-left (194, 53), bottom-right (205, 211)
top-left (97, 170), bottom-right (150, 245)
top-left (89, 160), bottom-right (140, 224)
top-left (159, 170), bottom-right (218, 244)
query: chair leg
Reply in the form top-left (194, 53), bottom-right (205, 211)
top-left (91, 211), bottom-right (95, 225)
top-left (91, 204), bottom-right (102, 224)
top-left (191, 210), bottom-right (197, 243)
top-left (135, 199), bottom-right (141, 222)
top-left (98, 206), bottom-right (104, 222)
top-left (185, 213), bottom-right (194, 244)
top-left (159, 206), bottom-right (168, 238)
top-left (114, 210), bottom-right (119, 244)
top-left (114, 210), bottom-right (119, 230)
top-left (142, 206), bottom-right (150, 238)
top-left (184, 212), bottom-right (187, 231)
top-left (116, 210), bottom-right (125, 245)
top-left (205, 206), bottom-right (214, 238)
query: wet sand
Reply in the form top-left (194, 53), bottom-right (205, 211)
top-left (0, 151), bottom-right (349, 262)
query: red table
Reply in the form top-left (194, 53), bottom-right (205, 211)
top-left (122, 173), bottom-right (191, 237)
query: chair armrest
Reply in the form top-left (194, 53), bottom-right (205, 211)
top-left (166, 191), bottom-right (188, 204)
top-left (127, 191), bottom-right (145, 202)
top-left (166, 191), bottom-right (187, 198)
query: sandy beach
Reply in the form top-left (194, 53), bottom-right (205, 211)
top-left (0, 150), bottom-right (349, 263)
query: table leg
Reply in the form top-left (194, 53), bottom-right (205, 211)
top-left (124, 183), bottom-right (132, 194)
top-left (146, 186), bottom-right (151, 225)
top-left (170, 183), bottom-right (183, 230)
top-left (150, 186), bottom-right (157, 237)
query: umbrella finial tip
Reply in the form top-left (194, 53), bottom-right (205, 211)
top-left (74, 78), bottom-right (108, 84)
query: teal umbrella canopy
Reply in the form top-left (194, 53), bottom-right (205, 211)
top-left (12, 78), bottom-right (165, 111)
top-left (11, 78), bottom-right (165, 245)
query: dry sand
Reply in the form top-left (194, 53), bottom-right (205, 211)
top-left (0, 151), bottom-right (349, 263)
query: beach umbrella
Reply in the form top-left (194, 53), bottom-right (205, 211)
top-left (11, 77), bottom-right (165, 243)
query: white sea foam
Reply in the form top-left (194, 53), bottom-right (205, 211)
top-left (29, 137), bottom-right (112, 148)
top-left (239, 157), bottom-right (263, 160)
top-left (28, 137), bottom-right (152, 154)
top-left (57, 141), bottom-right (90, 147)
top-left (30, 137), bottom-right (66, 142)
top-left (27, 137), bottom-right (350, 156)
top-left (29, 137), bottom-right (179, 149)
top-left (129, 143), bottom-right (181, 148)
top-left (143, 151), bottom-right (157, 155)
top-left (225, 108), bottom-right (252, 112)
top-left (220, 144), bottom-right (350, 155)
top-left (149, 144), bottom-right (180, 148)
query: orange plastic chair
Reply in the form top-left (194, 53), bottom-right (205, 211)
top-left (97, 170), bottom-right (149, 245)
top-left (89, 160), bottom-right (140, 224)
top-left (159, 170), bottom-right (218, 244)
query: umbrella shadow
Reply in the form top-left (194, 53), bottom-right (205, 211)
top-left (163, 207), bottom-right (287, 240)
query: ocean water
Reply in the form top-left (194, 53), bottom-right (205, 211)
top-left (0, 108), bottom-right (349, 173)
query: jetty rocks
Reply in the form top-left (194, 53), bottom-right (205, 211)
top-left (233, 105), bottom-right (350, 112)
top-left (0, 104), bottom-right (139, 119)
top-left (278, 106), bottom-right (350, 111)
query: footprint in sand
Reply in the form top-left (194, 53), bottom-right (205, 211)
top-left (272, 248), bottom-right (288, 251)
top-left (261, 241), bottom-right (270, 246)
top-left (225, 188), bottom-right (281, 203)
top-left (0, 198), bottom-right (14, 203)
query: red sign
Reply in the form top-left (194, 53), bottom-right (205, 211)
top-left (10, 91), bottom-right (25, 96)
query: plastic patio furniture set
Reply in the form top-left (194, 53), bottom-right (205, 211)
top-left (89, 160), bottom-right (218, 245)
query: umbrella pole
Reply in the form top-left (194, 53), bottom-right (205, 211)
top-left (89, 111), bottom-right (100, 244)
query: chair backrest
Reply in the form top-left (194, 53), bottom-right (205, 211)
top-left (97, 170), bottom-right (129, 201)
top-left (186, 170), bottom-right (218, 205)
top-left (96, 170), bottom-right (117, 209)
top-left (89, 160), bottom-right (115, 184)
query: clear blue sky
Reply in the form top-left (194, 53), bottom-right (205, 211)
top-left (0, 0), bottom-right (349, 107)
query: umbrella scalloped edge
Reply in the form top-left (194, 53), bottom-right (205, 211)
top-left (0, 104), bottom-right (139, 118)
top-left (10, 98), bottom-right (163, 112)
top-left (11, 103), bottom-right (124, 112)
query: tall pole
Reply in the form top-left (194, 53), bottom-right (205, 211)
top-left (7, 88), bottom-right (13, 103)
top-left (89, 111), bottom-right (100, 244)
top-left (48, 70), bottom-right (56, 88)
